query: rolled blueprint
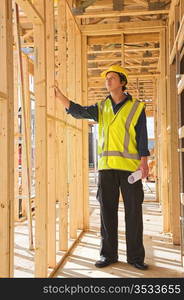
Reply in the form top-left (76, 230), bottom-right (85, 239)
top-left (128, 170), bottom-right (142, 184)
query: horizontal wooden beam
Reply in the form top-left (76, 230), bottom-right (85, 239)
top-left (88, 47), bottom-right (160, 54)
top-left (88, 56), bottom-right (159, 62)
top-left (15, 0), bottom-right (44, 23)
top-left (88, 32), bottom-right (159, 45)
top-left (81, 20), bottom-right (165, 35)
top-left (76, 9), bottom-right (169, 19)
top-left (88, 65), bottom-right (157, 71)
top-left (88, 58), bottom-right (121, 63)
top-left (88, 73), bottom-right (159, 80)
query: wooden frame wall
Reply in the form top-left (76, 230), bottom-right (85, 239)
top-left (33, 0), bottom-right (89, 277)
top-left (0, 0), bottom-right (89, 278)
top-left (1, 0), bottom-right (183, 278)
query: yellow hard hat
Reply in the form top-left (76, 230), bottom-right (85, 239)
top-left (101, 65), bottom-right (128, 80)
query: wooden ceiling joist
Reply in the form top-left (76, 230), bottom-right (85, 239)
top-left (81, 20), bottom-right (166, 35)
top-left (76, 9), bottom-right (169, 19)
top-left (14, 0), bottom-right (167, 115)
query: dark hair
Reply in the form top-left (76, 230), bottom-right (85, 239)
top-left (117, 72), bottom-right (128, 91)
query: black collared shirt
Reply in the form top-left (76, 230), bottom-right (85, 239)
top-left (66, 92), bottom-right (150, 157)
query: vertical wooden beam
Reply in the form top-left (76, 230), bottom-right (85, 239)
top-left (180, 0), bottom-right (184, 21)
top-left (56, 124), bottom-right (68, 251)
top-left (75, 25), bottom-right (83, 229)
top-left (57, 0), bottom-right (68, 251)
top-left (159, 28), bottom-right (170, 232)
top-left (167, 49), bottom-right (180, 244)
top-left (46, 0), bottom-right (56, 269)
top-left (153, 78), bottom-right (159, 202)
top-left (66, 6), bottom-right (78, 239)
top-left (77, 131), bottom-right (84, 229)
top-left (0, 0), bottom-right (14, 277)
top-left (34, 0), bottom-right (48, 277)
top-left (156, 78), bottom-right (162, 204)
top-left (66, 6), bottom-right (76, 127)
top-left (22, 54), bottom-right (31, 219)
top-left (121, 33), bottom-right (125, 67)
top-left (82, 35), bottom-right (89, 230)
top-left (14, 49), bottom-right (20, 221)
top-left (14, 3), bottom-right (33, 249)
top-left (70, 130), bottom-right (78, 239)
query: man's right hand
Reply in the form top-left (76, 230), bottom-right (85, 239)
top-left (53, 83), bottom-right (62, 99)
top-left (52, 82), bottom-right (70, 109)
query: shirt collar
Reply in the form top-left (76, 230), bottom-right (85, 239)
top-left (107, 92), bottom-right (132, 103)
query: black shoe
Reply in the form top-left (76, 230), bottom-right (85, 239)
top-left (95, 257), bottom-right (118, 268)
top-left (128, 262), bottom-right (148, 270)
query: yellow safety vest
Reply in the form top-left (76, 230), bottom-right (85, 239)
top-left (97, 97), bottom-right (145, 171)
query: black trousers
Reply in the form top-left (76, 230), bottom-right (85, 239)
top-left (97, 169), bottom-right (145, 264)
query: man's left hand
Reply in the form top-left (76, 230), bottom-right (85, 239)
top-left (139, 157), bottom-right (149, 179)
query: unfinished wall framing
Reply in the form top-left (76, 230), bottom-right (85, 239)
top-left (0, 0), bottom-right (89, 278)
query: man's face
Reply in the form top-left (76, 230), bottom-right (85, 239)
top-left (105, 72), bottom-right (124, 92)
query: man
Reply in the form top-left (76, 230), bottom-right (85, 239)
top-left (54, 65), bottom-right (150, 270)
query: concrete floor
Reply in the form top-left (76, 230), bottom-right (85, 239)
top-left (14, 171), bottom-right (184, 278)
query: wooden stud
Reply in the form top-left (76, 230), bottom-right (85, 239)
top-left (14, 3), bottom-right (33, 249)
top-left (75, 26), bottom-right (84, 229)
top-left (82, 35), bottom-right (89, 230)
top-left (46, 0), bottom-right (56, 268)
top-left (153, 79), bottom-right (159, 202)
top-left (121, 33), bottom-right (125, 67)
top-left (0, 0), bottom-right (14, 277)
top-left (156, 78), bottom-right (161, 205)
top-left (21, 55), bottom-right (31, 219)
top-left (66, 6), bottom-right (78, 239)
top-left (159, 28), bottom-right (170, 233)
top-left (167, 46), bottom-right (180, 244)
top-left (56, 124), bottom-right (68, 251)
top-left (69, 131), bottom-right (78, 239)
top-left (13, 49), bottom-right (20, 221)
top-left (57, 0), bottom-right (68, 251)
top-left (34, 0), bottom-right (48, 277)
